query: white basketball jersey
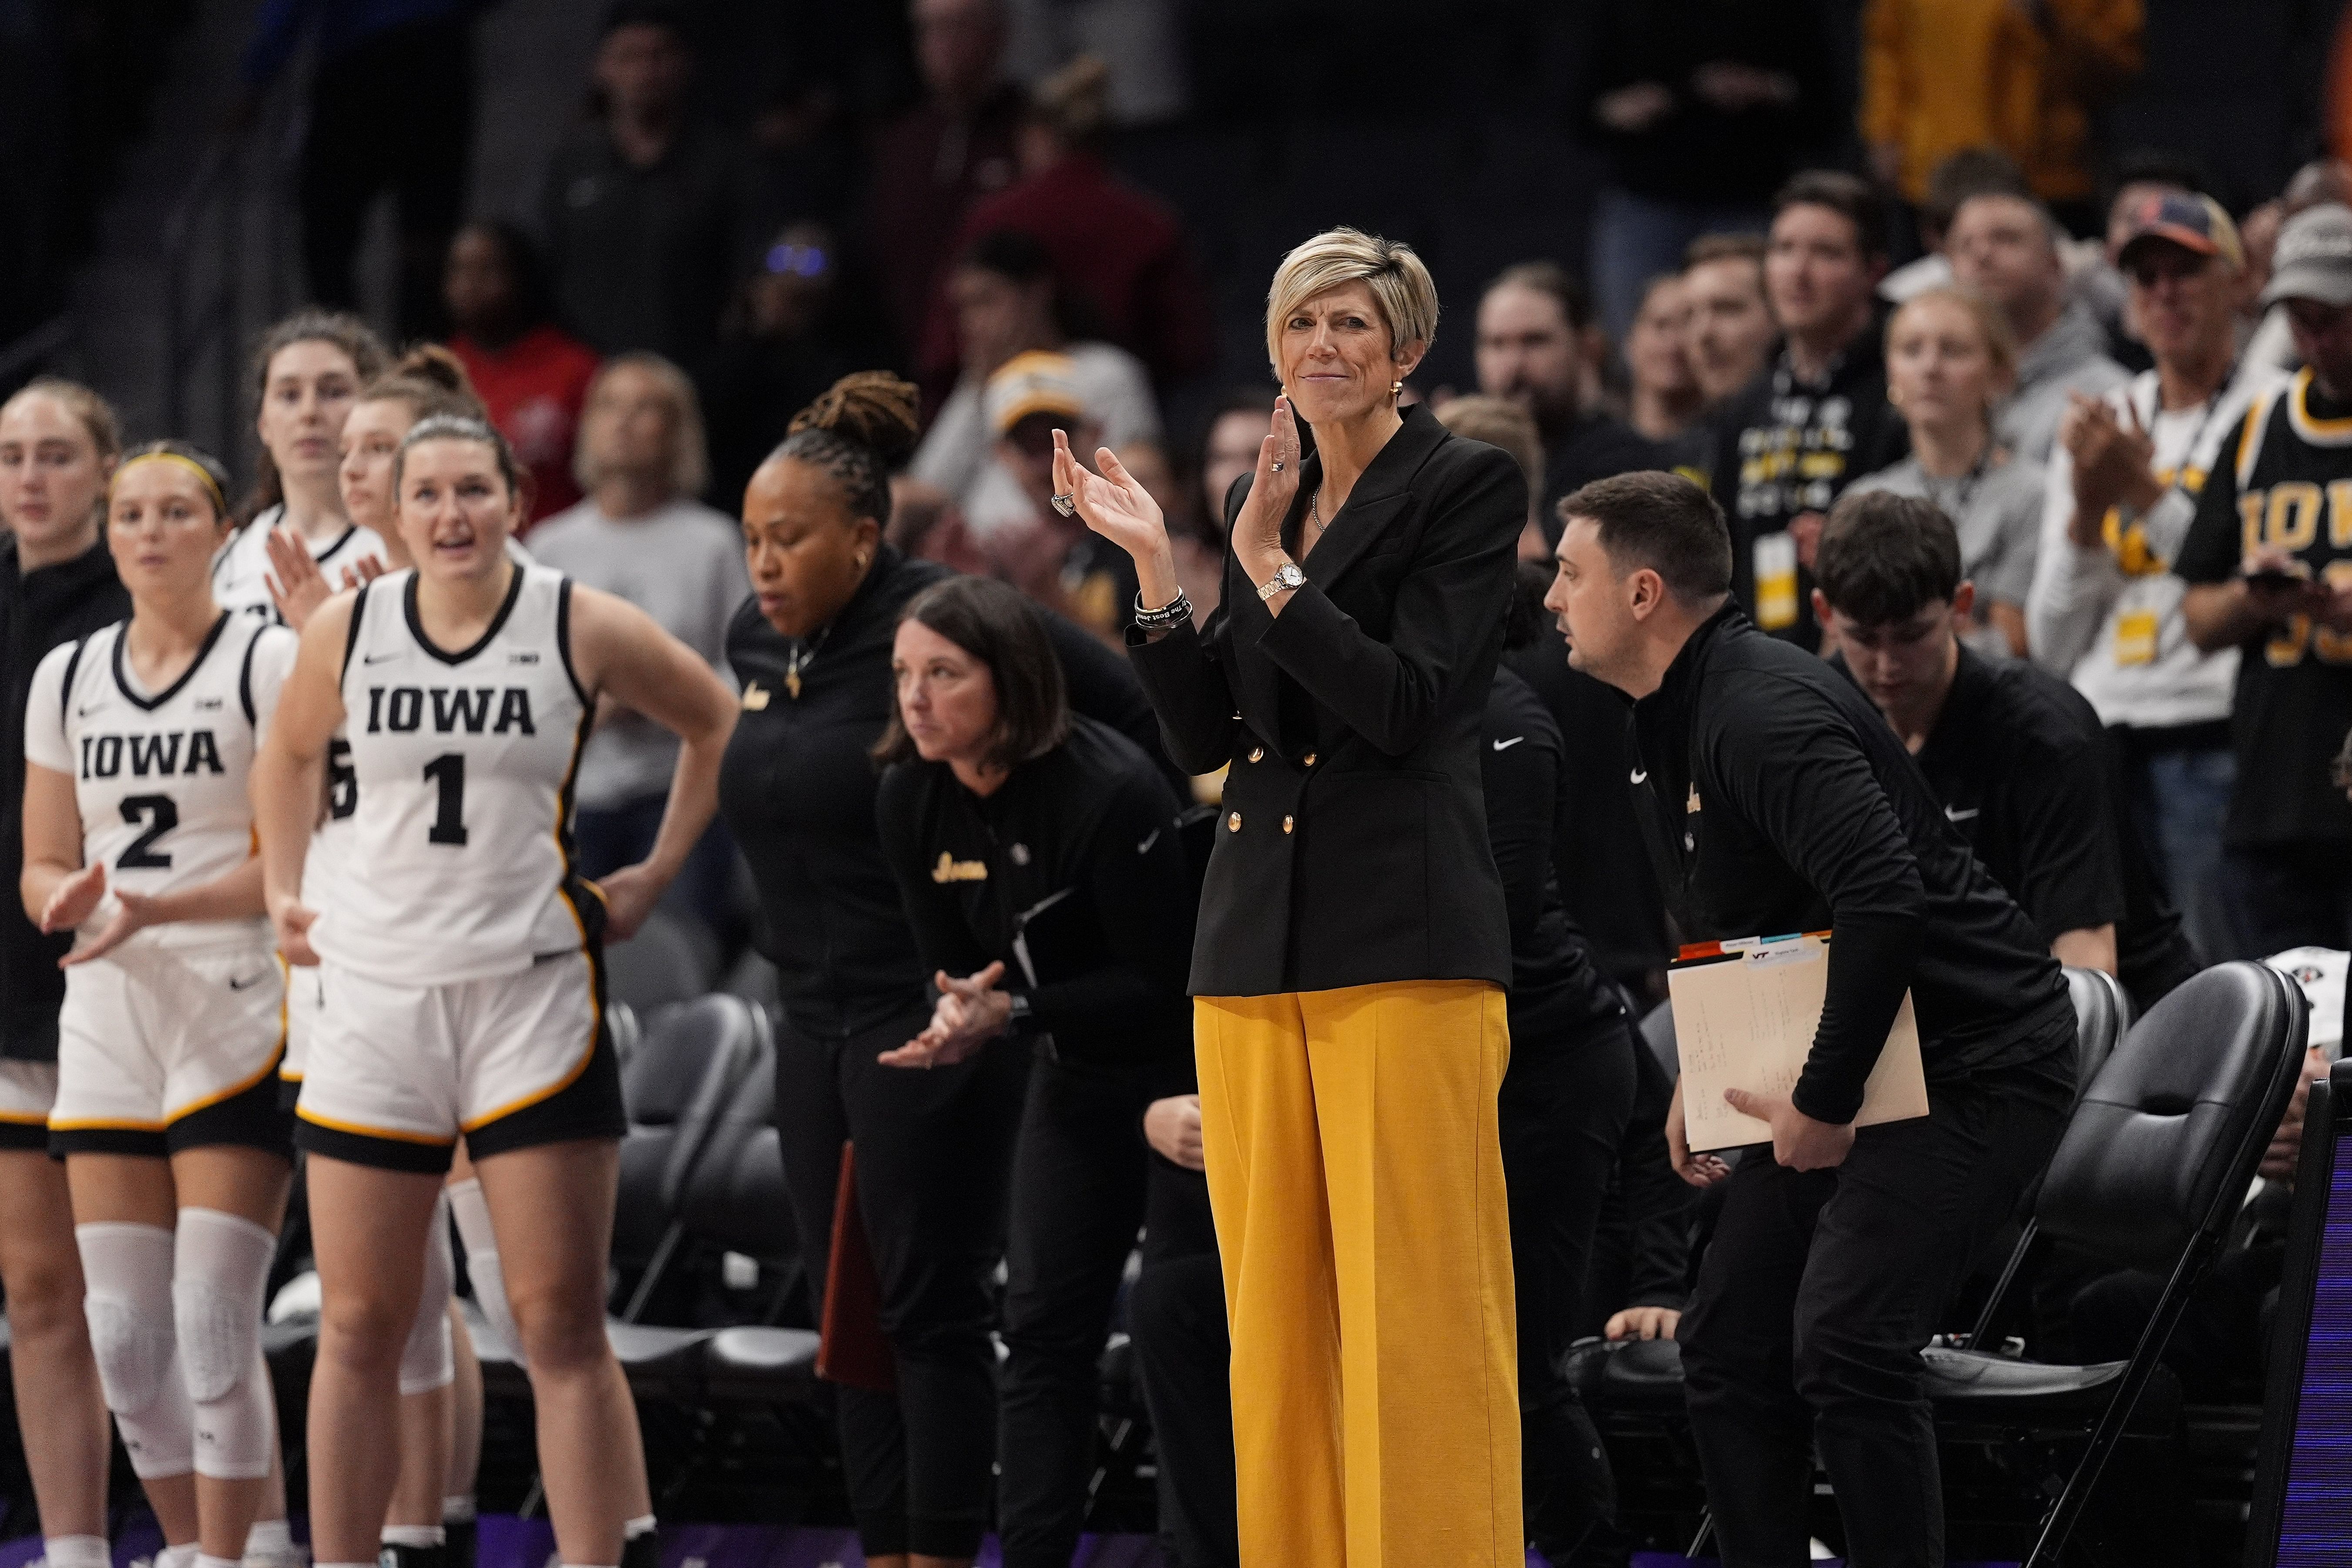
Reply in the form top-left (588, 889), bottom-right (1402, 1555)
top-left (212, 506), bottom-right (389, 624)
top-left (314, 564), bottom-right (595, 985)
top-left (23, 616), bottom-right (295, 950)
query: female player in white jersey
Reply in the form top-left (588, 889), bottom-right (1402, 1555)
top-left (19, 442), bottom-right (299, 1568)
top-left (253, 414), bottom-right (736, 1568)
top-left (212, 311), bottom-right (389, 623)
top-left (269, 347), bottom-right (500, 1568)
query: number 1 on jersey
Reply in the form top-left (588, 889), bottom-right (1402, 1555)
top-left (424, 754), bottom-right (468, 845)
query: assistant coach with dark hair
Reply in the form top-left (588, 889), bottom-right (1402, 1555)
top-left (1546, 469), bottom-right (2077, 1568)
top-left (1054, 226), bottom-right (1524, 1565)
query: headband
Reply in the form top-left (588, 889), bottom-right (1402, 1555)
top-left (112, 451), bottom-right (227, 516)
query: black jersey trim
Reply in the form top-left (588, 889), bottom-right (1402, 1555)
top-left (554, 577), bottom-right (592, 708)
top-left (405, 562), bottom-right (525, 666)
top-left (309, 524), bottom-right (360, 566)
top-left (237, 620), bottom-right (268, 725)
top-left (341, 577), bottom-right (374, 684)
top-left (57, 631), bottom-right (93, 726)
top-left (111, 610), bottom-right (231, 712)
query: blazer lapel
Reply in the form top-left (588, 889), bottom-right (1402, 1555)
top-left (1297, 405), bottom-right (1445, 592)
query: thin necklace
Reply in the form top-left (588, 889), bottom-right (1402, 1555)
top-left (785, 622), bottom-right (832, 700)
top-left (1309, 488), bottom-right (1329, 534)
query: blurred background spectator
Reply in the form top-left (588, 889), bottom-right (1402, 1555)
top-left (1679, 233), bottom-right (1778, 414)
top-left (703, 221), bottom-right (894, 514)
top-left (923, 55), bottom-right (1213, 395)
top-left (540, 2), bottom-right (759, 379)
top-left (1862, 0), bottom-right (2143, 231)
top-left (1576, 0), bottom-right (1843, 344)
top-left (1475, 261), bottom-right (1673, 537)
top-left (530, 352), bottom-right (749, 930)
top-left (237, 0), bottom-right (478, 342)
top-left (444, 220), bottom-right (601, 528)
top-left (1878, 146), bottom-right (2032, 305)
top-left (909, 227), bottom-right (1160, 531)
top-left (1946, 190), bottom-right (2128, 462)
top-left (965, 350), bottom-right (1138, 644)
top-left (867, 0), bottom-right (1025, 360)
top-left (1619, 273), bottom-right (1708, 462)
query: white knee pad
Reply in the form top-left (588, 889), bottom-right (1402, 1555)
top-left (447, 1178), bottom-right (524, 1367)
top-left (75, 1222), bottom-right (195, 1478)
top-left (401, 1191), bottom-right (457, 1395)
top-left (171, 1208), bottom-right (278, 1480)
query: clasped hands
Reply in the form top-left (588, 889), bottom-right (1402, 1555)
top-left (39, 864), bottom-right (155, 966)
top-left (879, 960), bottom-right (1014, 1069)
top-left (2060, 393), bottom-right (2165, 549)
top-left (1666, 1075), bottom-right (1855, 1188)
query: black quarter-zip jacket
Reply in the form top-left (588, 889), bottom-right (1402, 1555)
top-left (718, 546), bottom-right (1171, 1039)
top-left (1627, 604), bottom-right (2072, 1123)
top-left (876, 715), bottom-right (1194, 1069)
top-left (1, 535), bottom-right (129, 1059)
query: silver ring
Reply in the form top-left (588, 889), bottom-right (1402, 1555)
top-left (1270, 459), bottom-right (1285, 473)
top-left (1051, 493), bottom-right (1077, 518)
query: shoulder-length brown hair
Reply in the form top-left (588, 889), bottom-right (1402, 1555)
top-left (872, 576), bottom-right (1070, 772)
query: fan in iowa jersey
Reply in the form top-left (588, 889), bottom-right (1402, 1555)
top-left (2181, 201), bottom-right (2352, 965)
top-left (211, 311), bottom-right (390, 625)
top-left (19, 442), bottom-right (299, 1568)
top-left (253, 414), bottom-right (737, 1568)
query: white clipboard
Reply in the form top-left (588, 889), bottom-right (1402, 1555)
top-left (1669, 932), bottom-right (1931, 1153)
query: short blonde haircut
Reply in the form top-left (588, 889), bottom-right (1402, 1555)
top-left (1264, 227), bottom-right (1439, 376)
top-left (575, 352), bottom-right (710, 500)
top-left (1433, 395), bottom-right (1541, 503)
top-left (1887, 285), bottom-right (2019, 389)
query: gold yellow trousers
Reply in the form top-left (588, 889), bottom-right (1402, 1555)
top-left (1194, 979), bottom-right (1521, 1567)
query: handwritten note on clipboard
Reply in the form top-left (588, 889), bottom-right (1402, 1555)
top-left (1670, 932), bottom-right (1931, 1153)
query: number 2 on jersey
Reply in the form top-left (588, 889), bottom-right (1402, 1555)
top-left (424, 754), bottom-right (468, 846)
top-left (117, 794), bottom-right (178, 869)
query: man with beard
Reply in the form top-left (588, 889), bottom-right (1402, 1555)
top-left (1476, 261), bottom-right (1678, 543)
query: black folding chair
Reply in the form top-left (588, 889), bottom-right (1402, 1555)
top-left (1922, 960), bottom-right (2308, 1566)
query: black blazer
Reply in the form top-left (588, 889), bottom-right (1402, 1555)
top-left (1127, 404), bottom-right (1522, 997)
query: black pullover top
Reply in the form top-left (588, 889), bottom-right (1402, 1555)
top-left (1480, 666), bottom-right (1627, 1045)
top-left (717, 546), bottom-right (1170, 1039)
top-left (1, 534), bottom-right (128, 1059)
top-left (876, 714), bottom-right (1194, 1072)
top-left (1627, 604), bottom-right (2073, 1123)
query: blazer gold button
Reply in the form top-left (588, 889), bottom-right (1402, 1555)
top-left (1248, 747), bottom-right (1264, 763)
top-left (1228, 811), bottom-right (1242, 832)
top-left (1283, 814), bottom-right (1295, 834)
top-left (1303, 752), bottom-right (1317, 767)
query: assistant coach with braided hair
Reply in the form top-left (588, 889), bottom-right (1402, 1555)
top-left (1055, 227), bottom-right (1525, 1565)
top-left (716, 372), bottom-right (1171, 1568)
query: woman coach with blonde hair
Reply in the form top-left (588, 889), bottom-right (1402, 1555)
top-left (1054, 227), bottom-right (1524, 1564)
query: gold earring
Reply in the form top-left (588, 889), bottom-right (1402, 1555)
top-left (1390, 379), bottom-right (1404, 396)
top-left (856, 551), bottom-right (870, 570)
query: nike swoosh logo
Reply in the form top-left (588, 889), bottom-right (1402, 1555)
top-left (362, 651), bottom-right (400, 665)
top-left (76, 704), bottom-right (101, 717)
top-left (1137, 828), bottom-right (1161, 854)
top-left (1493, 737), bottom-right (1524, 751)
top-left (1945, 806), bottom-right (1980, 822)
top-left (1630, 769), bottom-right (1649, 784)
top-left (227, 972), bottom-right (269, 991)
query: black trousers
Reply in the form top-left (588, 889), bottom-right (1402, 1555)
top-left (996, 1052), bottom-right (1166, 1568)
top-left (1679, 1063), bottom-right (2070, 1568)
top-left (1500, 1018), bottom-right (1638, 1562)
top-left (1128, 1157), bottom-right (1238, 1568)
top-left (299, 17), bottom-right (473, 340)
top-left (2221, 839), bottom-right (2352, 1040)
top-left (772, 999), bottom-right (1029, 1559)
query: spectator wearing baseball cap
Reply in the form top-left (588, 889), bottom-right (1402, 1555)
top-left (2180, 202), bottom-right (2352, 962)
top-left (2027, 188), bottom-right (2283, 962)
top-left (973, 352), bottom-right (1140, 645)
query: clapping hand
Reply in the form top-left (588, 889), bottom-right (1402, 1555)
top-left (1051, 429), bottom-right (1170, 567)
top-left (879, 961), bottom-right (1013, 1069)
top-left (39, 863), bottom-right (109, 938)
top-left (266, 527), bottom-right (385, 631)
top-left (2063, 395), bottom-right (2162, 546)
top-left (62, 888), bottom-right (164, 965)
